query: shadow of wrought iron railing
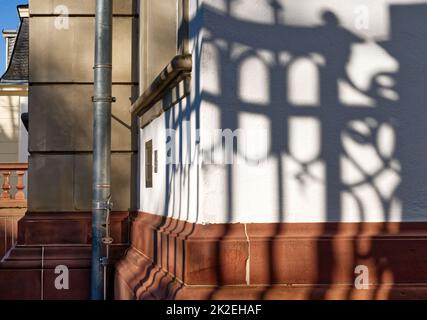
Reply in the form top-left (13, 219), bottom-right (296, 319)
top-left (0, 163), bottom-right (28, 259)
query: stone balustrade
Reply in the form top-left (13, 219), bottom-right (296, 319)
top-left (0, 163), bottom-right (28, 258)
top-left (0, 163), bottom-right (28, 208)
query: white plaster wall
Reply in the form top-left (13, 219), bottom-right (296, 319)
top-left (19, 96), bottom-right (28, 197)
top-left (199, 0), bottom-right (427, 223)
top-left (139, 0), bottom-right (427, 223)
top-left (139, 0), bottom-right (203, 223)
top-left (139, 103), bottom-right (201, 222)
top-left (0, 95), bottom-right (21, 162)
top-left (18, 96), bottom-right (28, 163)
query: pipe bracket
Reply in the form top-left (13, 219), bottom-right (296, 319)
top-left (92, 96), bottom-right (116, 103)
top-left (102, 237), bottom-right (114, 245)
top-left (100, 257), bottom-right (109, 266)
top-left (93, 64), bottom-right (112, 69)
top-left (92, 200), bottom-right (114, 210)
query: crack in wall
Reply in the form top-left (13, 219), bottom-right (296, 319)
top-left (244, 223), bottom-right (250, 285)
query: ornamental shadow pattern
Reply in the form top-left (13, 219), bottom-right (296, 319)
top-left (158, 0), bottom-right (427, 299)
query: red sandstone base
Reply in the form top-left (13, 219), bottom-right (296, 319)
top-left (115, 212), bottom-right (427, 300)
top-left (0, 211), bottom-right (129, 300)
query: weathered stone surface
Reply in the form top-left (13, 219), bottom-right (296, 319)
top-left (29, 85), bottom-right (137, 152)
top-left (28, 153), bottom-right (134, 211)
top-left (30, 0), bottom-right (137, 15)
top-left (141, 0), bottom-right (178, 92)
top-left (29, 17), bottom-right (137, 83)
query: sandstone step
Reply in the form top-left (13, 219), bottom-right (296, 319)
top-left (17, 212), bottom-right (129, 245)
top-left (0, 244), bottom-right (127, 300)
top-left (0, 268), bottom-right (90, 300)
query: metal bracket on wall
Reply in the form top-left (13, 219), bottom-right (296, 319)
top-left (92, 200), bottom-right (114, 211)
top-left (92, 96), bottom-right (117, 103)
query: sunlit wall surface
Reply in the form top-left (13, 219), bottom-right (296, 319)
top-left (139, 0), bottom-right (427, 224)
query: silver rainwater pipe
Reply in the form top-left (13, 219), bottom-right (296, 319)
top-left (91, 0), bottom-right (114, 300)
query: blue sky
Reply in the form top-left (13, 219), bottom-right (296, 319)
top-left (0, 0), bottom-right (28, 74)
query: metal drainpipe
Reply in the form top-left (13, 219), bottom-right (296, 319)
top-left (91, 0), bottom-right (114, 300)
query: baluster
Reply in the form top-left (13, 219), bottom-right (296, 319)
top-left (15, 170), bottom-right (26, 200)
top-left (1, 171), bottom-right (11, 200)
